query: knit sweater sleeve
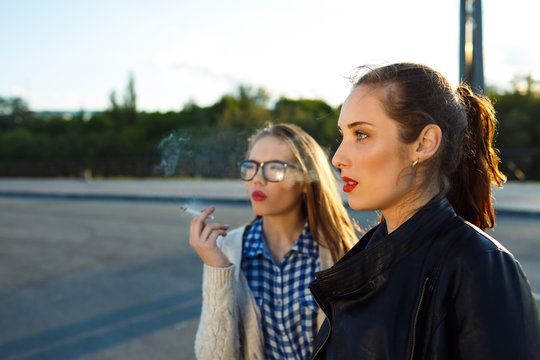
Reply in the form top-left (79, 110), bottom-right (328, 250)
top-left (194, 263), bottom-right (241, 360)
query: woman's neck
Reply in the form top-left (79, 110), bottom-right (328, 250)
top-left (382, 187), bottom-right (439, 234)
top-left (261, 210), bottom-right (305, 263)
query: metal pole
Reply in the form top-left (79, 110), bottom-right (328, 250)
top-left (471, 0), bottom-right (485, 93)
top-left (459, 0), bottom-right (484, 94)
top-left (459, 0), bottom-right (468, 84)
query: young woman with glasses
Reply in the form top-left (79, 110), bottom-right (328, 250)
top-left (309, 63), bottom-right (540, 359)
top-left (189, 123), bottom-right (359, 360)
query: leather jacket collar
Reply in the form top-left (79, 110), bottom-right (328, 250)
top-left (313, 196), bottom-right (455, 303)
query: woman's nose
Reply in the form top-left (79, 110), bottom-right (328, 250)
top-left (252, 165), bottom-right (266, 184)
top-left (332, 142), bottom-right (349, 169)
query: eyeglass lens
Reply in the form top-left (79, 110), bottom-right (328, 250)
top-left (239, 161), bottom-right (286, 182)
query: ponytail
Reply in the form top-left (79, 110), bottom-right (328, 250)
top-left (447, 85), bottom-right (506, 230)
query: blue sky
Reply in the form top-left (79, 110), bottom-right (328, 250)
top-left (1, 0), bottom-right (539, 111)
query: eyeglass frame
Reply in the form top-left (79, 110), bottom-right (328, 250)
top-left (237, 159), bottom-right (301, 182)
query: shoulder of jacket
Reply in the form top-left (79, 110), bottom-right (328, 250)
top-left (427, 217), bottom-right (516, 277)
top-left (447, 217), bottom-right (510, 254)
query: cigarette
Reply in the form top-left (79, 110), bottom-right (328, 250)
top-left (180, 206), bottom-right (215, 220)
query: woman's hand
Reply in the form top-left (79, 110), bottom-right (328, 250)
top-left (189, 206), bottom-right (232, 268)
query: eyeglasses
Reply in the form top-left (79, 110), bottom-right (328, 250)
top-left (237, 160), bottom-right (301, 182)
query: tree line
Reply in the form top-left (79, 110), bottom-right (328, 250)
top-left (0, 75), bottom-right (539, 180)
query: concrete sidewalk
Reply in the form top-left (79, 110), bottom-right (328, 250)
top-left (0, 178), bottom-right (539, 215)
top-left (0, 178), bottom-right (249, 204)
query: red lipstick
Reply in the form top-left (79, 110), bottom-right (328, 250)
top-left (341, 176), bottom-right (358, 193)
top-left (251, 190), bottom-right (267, 201)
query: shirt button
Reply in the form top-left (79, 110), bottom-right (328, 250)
top-left (277, 300), bottom-right (282, 305)
top-left (282, 331), bottom-right (286, 337)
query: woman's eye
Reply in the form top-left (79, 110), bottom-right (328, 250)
top-left (355, 131), bottom-right (367, 141)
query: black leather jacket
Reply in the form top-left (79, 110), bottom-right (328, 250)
top-left (310, 198), bottom-right (540, 359)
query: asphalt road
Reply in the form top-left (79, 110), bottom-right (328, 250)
top-left (0, 198), bottom-right (538, 360)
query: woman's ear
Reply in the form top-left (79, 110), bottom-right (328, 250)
top-left (414, 124), bottom-right (442, 162)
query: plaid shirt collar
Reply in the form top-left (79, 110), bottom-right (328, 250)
top-left (243, 217), bottom-right (318, 261)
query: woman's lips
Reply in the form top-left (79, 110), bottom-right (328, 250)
top-left (251, 190), bottom-right (267, 201)
top-left (341, 176), bottom-right (358, 193)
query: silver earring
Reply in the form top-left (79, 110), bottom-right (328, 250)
top-left (412, 159), bottom-right (419, 168)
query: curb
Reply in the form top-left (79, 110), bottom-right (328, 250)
top-left (0, 191), bottom-right (251, 206)
top-left (494, 208), bottom-right (540, 218)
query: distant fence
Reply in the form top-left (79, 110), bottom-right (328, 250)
top-left (0, 155), bottom-right (243, 179)
top-left (1, 148), bottom-right (540, 181)
top-left (0, 157), bottom-right (159, 178)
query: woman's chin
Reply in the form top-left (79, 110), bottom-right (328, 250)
top-left (347, 197), bottom-right (371, 212)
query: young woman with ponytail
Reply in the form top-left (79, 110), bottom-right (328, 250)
top-left (309, 63), bottom-right (540, 359)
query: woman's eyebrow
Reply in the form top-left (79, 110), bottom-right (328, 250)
top-left (347, 121), bottom-right (374, 129)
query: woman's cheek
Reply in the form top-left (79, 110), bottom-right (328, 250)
top-left (281, 178), bottom-right (301, 191)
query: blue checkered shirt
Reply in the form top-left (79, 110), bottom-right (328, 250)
top-left (242, 217), bottom-right (320, 360)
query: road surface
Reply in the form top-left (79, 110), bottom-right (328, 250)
top-left (0, 198), bottom-right (538, 359)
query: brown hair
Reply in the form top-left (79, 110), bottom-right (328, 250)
top-left (353, 63), bottom-right (506, 230)
top-left (247, 123), bottom-right (358, 261)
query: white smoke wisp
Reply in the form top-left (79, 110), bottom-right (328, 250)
top-left (156, 130), bottom-right (190, 176)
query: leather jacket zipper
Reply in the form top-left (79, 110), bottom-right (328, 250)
top-left (410, 276), bottom-right (430, 360)
top-left (310, 288), bottom-right (331, 359)
top-left (311, 323), bottom-right (330, 359)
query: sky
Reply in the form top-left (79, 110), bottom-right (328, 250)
top-left (1, 0), bottom-right (539, 112)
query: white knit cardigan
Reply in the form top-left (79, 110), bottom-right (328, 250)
top-left (194, 225), bottom-right (334, 360)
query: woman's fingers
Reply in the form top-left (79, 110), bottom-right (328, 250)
top-left (190, 226), bottom-right (231, 267)
top-left (187, 206), bottom-right (231, 267)
top-left (189, 206), bottom-right (216, 243)
top-left (199, 206), bottom-right (216, 222)
top-left (199, 223), bottom-right (229, 244)
top-left (189, 206), bottom-right (228, 245)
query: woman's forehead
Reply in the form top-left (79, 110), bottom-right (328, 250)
top-left (249, 136), bottom-right (295, 161)
top-left (338, 87), bottom-right (384, 127)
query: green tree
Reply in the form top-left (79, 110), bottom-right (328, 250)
top-left (273, 97), bottom-right (339, 151)
top-left (510, 74), bottom-right (540, 96)
top-left (213, 85), bottom-right (271, 129)
top-left (124, 72), bottom-right (137, 125)
top-left (0, 96), bottom-right (30, 131)
top-left (107, 90), bottom-right (122, 126)
top-left (106, 73), bottom-right (138, 127)
top-left (492, 74), bottom-right (540, 180)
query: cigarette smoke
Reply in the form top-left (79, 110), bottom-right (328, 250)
top-left (154, 128), bottom-right (249, 178)
top-left (155, 130), bottom-right (190, 176)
